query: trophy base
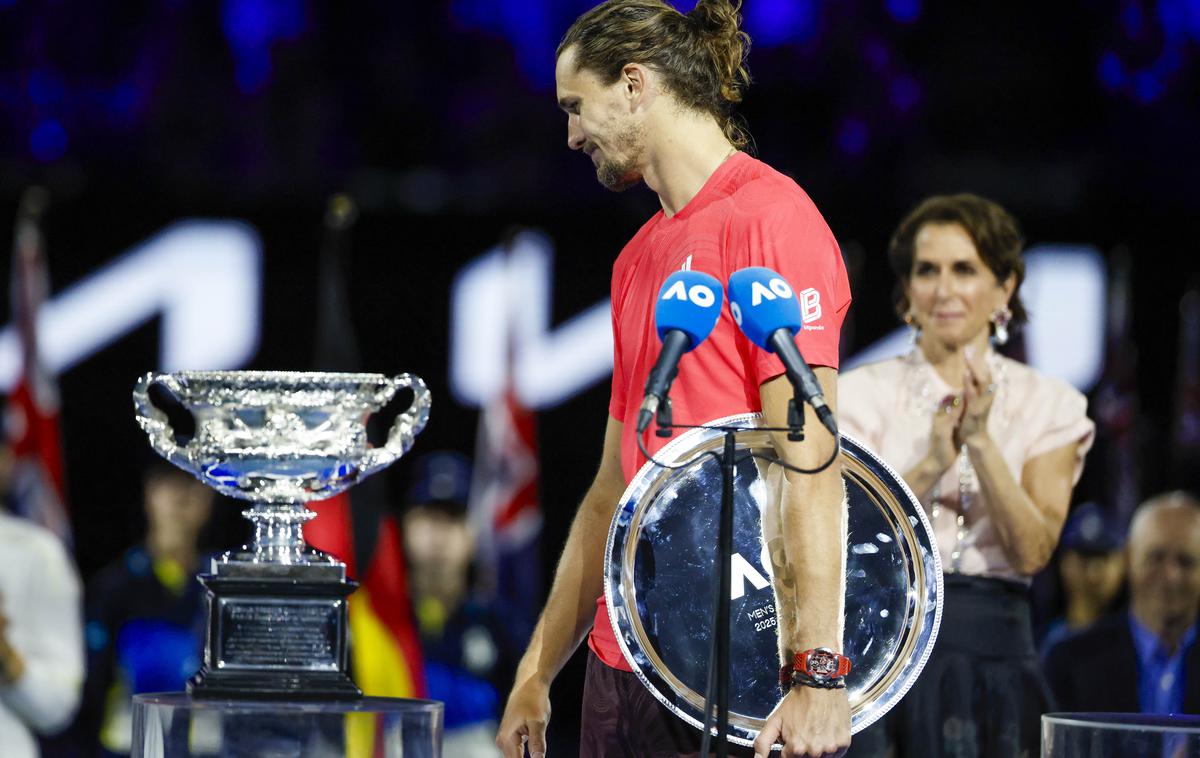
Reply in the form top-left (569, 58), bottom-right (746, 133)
top-left (187, 668), bottom-right (362, 701)
top-left (192, 562), bottom-right (363, 701)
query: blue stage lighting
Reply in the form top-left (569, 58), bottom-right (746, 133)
top-left (449, 0), bottom-right (574, 89)
top-left (836, 117), bottom-right (869, 156)
top-left (1120, 2), bottom-right (1146, 38)
top-left (885, 0), bottom-right (922, 24)
top-left (29, 118), bottom-right (67, 162)
top-left (27, 69), bottom-right (65, 108)
top-left (220, 0), bottom-right (307, 94)
top-left (744, 0), bottom-right (818, 46)
top-left (1159, 0), bottom-right (1200, 40)
top-left (890, 75), bottom-right (921, 111)
top-left (1098, 51), bottom-right (1126, 90)
top-left (105, 81), bottom-right (139, 123)
top-left (1132, 71), bottom-right (1165, 103)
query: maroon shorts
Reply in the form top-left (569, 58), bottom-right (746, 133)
top-left (580, 651), bottom-right (757, 758)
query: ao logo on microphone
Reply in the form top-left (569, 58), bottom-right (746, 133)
top-left (730, 276), bottom-right (794, 327)
top-left (751, 276), bottom-right (794, 304)
top-left (660, 278), bottom-right (718, 308)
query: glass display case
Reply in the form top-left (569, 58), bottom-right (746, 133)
top-left (132, 693), bottom-right (443, 758)
top-left (1042, 712), bottom-right (1200, 757)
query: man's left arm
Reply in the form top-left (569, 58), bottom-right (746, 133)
top-left (754, 367), bottom-right (850, 758)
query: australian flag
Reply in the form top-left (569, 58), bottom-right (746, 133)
top-left (6, 187), bottom-right (70, 542)
top-left (468, 230), bottom-right (543, 630)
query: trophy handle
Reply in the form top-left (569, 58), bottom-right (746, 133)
top-left (132, 372), bottom-right (192, 470)
top-left (362, 373), bottom-right (431, 476)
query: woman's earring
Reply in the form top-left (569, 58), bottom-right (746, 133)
top-left (904, 311), bottom-right (921, 346)
top-left (990, 305), bottom-right (1012, 345)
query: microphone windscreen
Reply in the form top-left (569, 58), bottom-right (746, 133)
top-left (654, 270), bottom-right (724, 350)
top-left (726, 267), bottom-right (802, 352)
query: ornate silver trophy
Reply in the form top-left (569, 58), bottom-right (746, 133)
top-left (133, 370), bottom-right (430, 700)
top-left (606, 414), bottom-right (942, 747)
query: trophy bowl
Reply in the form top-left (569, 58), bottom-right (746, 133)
top-left (133, 370), bottom-right (430, 505)
top-left (132, 370), bottom-right (431, 699)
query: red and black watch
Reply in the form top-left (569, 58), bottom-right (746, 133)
top-left (779, 647), bottom-right (852, 692)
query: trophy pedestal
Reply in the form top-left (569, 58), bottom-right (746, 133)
top-left (132, 692), bottom-right (443, 758)
top-left (189, 561), bottom-right (362, 701)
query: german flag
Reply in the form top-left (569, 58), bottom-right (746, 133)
top-left (303, 194), bottom-right (425, 699)
top-left (305, 488), bottom-right (425, 698)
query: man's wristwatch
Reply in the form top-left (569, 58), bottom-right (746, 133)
top-left (779, 647), bottom-right (852, 692)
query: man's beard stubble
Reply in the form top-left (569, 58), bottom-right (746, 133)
top-left (594, 122), bottom-right (644, 192)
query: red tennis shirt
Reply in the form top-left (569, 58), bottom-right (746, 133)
top-left (590, 151), bottom-right (852, 671)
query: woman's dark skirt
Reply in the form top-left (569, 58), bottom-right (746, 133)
top-left (846, 573), bottom-right (1054, 758)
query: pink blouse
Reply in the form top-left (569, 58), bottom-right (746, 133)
top-left (838, 349), bottom-right (1095, 582)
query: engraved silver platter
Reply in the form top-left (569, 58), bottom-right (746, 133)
top-left (605, 413), bottom-right (942, 747)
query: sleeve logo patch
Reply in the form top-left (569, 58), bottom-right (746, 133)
top-left (799, 288), bottom-right (822, 324)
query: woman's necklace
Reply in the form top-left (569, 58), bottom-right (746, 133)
top-left (910, 348), bottom-right (1008, 573)
top-left (929, 447), bottom-right (977, 571)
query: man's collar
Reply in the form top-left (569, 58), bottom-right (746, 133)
top-left (1129, 610), bottom-right (1199, 660)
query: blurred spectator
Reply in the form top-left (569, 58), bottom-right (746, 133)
top-left (1046, 491), bottom-right (1200, 713)
top-left (75, 463), bottom-right (212, 756)
top-left (402, 452), bottom-right (529, 758)
top-left (1038, 502), bottom-right (1127, 656)
top-left (0, 444), bottom-right (84, 757)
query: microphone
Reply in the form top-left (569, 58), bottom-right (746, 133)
top-left (636, 270), bottom-right (724, 434)
top-left (726, 267), bottom-right (838, 438)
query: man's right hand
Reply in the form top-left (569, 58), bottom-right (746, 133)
top-left (496, 680), bottom-right (552, 758)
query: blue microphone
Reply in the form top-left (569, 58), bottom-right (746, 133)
top-left (727, 267), bottom-right (838, 437)
top-left (636, 270), bottom-right (724, 433)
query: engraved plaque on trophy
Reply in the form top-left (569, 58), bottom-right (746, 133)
top-left (133, 370), bottom-right (430, 700)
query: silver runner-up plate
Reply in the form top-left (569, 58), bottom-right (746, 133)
top-left (605, 414), bottom-right (943, 747)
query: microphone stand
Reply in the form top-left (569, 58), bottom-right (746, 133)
top-left (653, 398), bottom-right (806, 757)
